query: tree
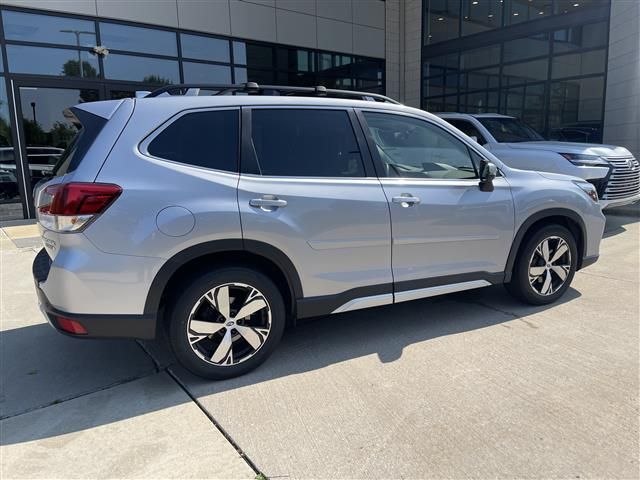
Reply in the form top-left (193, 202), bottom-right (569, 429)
top-left (61, 59), bottom-right (98, 79)
top-left (142, 75), bottom-right (173, 86)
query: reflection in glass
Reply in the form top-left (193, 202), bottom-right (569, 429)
top-left (553, 21), bottom-right (608, 53)
top-left (2, 11), bottom-right (96, 47)
top-left (0, 80), bottom-right (22, 220)
top-left (551, 49), bottom-right (606, 79)
top-left (180, 34), bottom-right (230, 62)
top-left (503, 34), bottom-right (549, 62)
top-left (103, 54), bottom-right (179, 84)
top-left (276, 48), bottom-right (315, 72)
top-left (425, 0), bottom-right (461, 44)
top-left (19, 87), bottom-right (98, 190)
top-left (6, 45), bottom-right (99, 78)
top-left (460, 44), bottom-right (501, 70)
top-left (555, 0), bottom-right (604, 15)
top-left (462, 0), bottom-right (503, 36)
top-left (503, 59), bottom-right (548, 86)
top-left (99, 22), bottom-right (177, 56)
top-left (506, 0), bottom-right (552, 24)
top-left (549, 76), bottom-right (604, 142)
top-left (233, 68), bottom-right (274, 85)
top-left (183, 62), bottom-right (231, 83)
top-left (233, 43), bottom-right (272, 69)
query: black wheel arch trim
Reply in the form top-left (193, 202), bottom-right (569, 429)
top-left (143, 239), bottom-right (304, 316)
top-left (504, 208), bottom-right (588, 283)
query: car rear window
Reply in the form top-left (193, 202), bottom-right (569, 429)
top-left (250, 109), bottom-right (365, 177)
top-left (53, 107), bottom-right (107, 176)
top-left (148, 110), bottom-right (239, 172)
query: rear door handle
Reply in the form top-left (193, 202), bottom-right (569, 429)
top-left (392, 194), bottom-right (421, 207)
top-left (249, 195), bottom-right (288, 210)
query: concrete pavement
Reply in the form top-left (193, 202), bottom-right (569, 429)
top-left (1, 212), bottom-right (638, 479)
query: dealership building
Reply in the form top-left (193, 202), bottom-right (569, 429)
top-left (0, 0), bottom-right (637, 221)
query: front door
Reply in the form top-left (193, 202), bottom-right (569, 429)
top-left (358, 109), bottom-right (515, 296)
top-left (238, 107), bottom-right (393, 314)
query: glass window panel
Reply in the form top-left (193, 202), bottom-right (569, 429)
top-left (553, 21), bottom-right (608, 54)
top-left (363, 111), bottom-right (477, 179)
top-left (353, 58), bottom-right (383, 79)
top-left (462, 91), bottom-right (499, 114)
top-left (549, 76), bottom-right (604, 142)
top-left (233, 68), bottom-right (274, 84)
top-left (355, 78), bottom-right (383, 93)
top-left (148, 110), bottom-right (239, 172)
top-left (506, 0), bottom-right (552, 24)
top-left (103, 54), bottom-right (178, 83)
top-left (425, 0), bottom-right (461, 45)
top-left (424, 97), bottom-right (445, 112)
top-left (182, 62), bottom-right (231, 83)
top-left (460, 44), bottom-right (500, 70)
top-left (233, 42), bottom-right (247, 65)
top-left (6, 45), bottom-right (99, 78)
top-left (461, 0), bottom-right (503, 36)
top-left (551, 49), bottom-right (606, 79)
top-left (465, 67), bottom-right (500, 90)
top-left (555, 0), bottom-right (604, 14)
top-left (503, 58), bottom-right (548, 86)
top-left (276, 48), bottom-right (314, 72)
top-left (180, 34), bottom-right (229, 63)
top-left (239, 43), bottom-right (273, 70)
top-left (0, 80), bottom-right (22, 220)
top-left (503, 34), bottom-right (549, 62)
top-left (99, 22), bottom-right (177, 56)
top-left (252, 109), bottom-right (365, 177)
top-left (2, 11), bottom-right (96, 47)
top-left (276, 71), bottom-right (317, 86)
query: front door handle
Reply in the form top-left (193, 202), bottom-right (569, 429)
top-left (250, 195), bottom-right (288, 210)
top-left (392, 194), bottom-right (421, 207)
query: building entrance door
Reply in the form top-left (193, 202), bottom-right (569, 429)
top-left (4, 78), bottom-right (158, 221)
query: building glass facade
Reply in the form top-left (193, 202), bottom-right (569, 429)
top-left (0, 6), bottom-right (385, 221)
top-left (422, 0), bottom-right (610, 142)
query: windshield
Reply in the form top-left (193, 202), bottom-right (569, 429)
top-left (478, 117), bottom-right (544, 143)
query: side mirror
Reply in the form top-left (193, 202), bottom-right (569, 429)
top-left (469, 135), bottom-right (479, 143)
top-left (479, 159), bottom-right (497, 192)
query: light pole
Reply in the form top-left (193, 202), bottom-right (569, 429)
top-left (30, 102), bottom-right (36, 124)
top-left (59, 29), bottom-right (94, 78)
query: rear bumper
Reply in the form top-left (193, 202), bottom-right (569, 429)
top-left (33, 249), bottom-right (156, 339)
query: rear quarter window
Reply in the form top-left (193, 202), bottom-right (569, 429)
top-left (147, 109), bottom-right (239, 172)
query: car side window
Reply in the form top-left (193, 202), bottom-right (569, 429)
top-left (362, 112), bottom-right (477, 179)
top-left (147, 109), bottom-right (239, 172)
top-left (446, 119), bottom-right (487, 145)
top-left (250, 109), bottom-right (365, 177)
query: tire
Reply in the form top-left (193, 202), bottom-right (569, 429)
top-left (167, 267), bottom-right (286, 380)
top-left (507, 224), bottom-right (578, 306)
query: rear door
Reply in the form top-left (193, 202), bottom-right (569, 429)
top-left (237, 107), bottom-right (392, 314)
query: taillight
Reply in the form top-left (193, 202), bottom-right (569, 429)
top-left (37, 182), bottom-right (122, 232)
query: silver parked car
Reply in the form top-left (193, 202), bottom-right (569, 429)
top-left (437, 113), bottom-right (640, 210)
top-left (33, 84), bottom-right (605, 379)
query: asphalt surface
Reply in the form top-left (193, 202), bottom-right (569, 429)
top-left (1, 211), bottom-right (638, 479)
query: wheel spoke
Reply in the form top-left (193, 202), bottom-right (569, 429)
top-left (541, 270), bottom-right (553, 295)
top-left (541, 240), bottom-right (550, 262)
top-left (234, 297), bottom-right (267, 320)
top-left (236, 326), bottom-right (269, 350)
top-left (529, 266), bottom-right (546, 277)
top-left (206, 285), bottom-right (230, 320)
top-left (211, 329), bottom-right (233, 363)
top-left (550, 242), bottom-right (569, 264)
top-left (190, 320), bottom-right (226, 335)
top-left (551, 265), bottom-right (569, 281)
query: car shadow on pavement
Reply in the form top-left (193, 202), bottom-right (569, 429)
top-left (603, 212), bottom-right (639, 238)
top-left (0, 284), bottom-right (581, 445)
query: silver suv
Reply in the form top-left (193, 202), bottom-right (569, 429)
top-left (32, 84), bottom-right (605, 379)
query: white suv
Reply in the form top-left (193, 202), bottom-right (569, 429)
top-left (438, 113), bottom-right (640, 210)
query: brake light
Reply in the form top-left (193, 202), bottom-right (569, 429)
top-left (56, 317), bottom-right (88, 335)
top-left (37, 182), bottom-right (122, 232)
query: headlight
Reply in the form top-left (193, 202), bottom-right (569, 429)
top-left (559, 153), bottom-right (608, 167)
top-left (573, 181), bottom-right (599, 203)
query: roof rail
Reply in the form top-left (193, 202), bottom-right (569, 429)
top-left (144, 82), bottom-right (400, 104)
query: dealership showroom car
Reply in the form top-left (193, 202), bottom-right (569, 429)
top-left (438, 113), bottom-right (640, 210)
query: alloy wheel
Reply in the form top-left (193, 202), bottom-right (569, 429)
top-left (186, 283), bottom-right (272, 366)
top-left (528, 236), bottom-right (572, 296)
